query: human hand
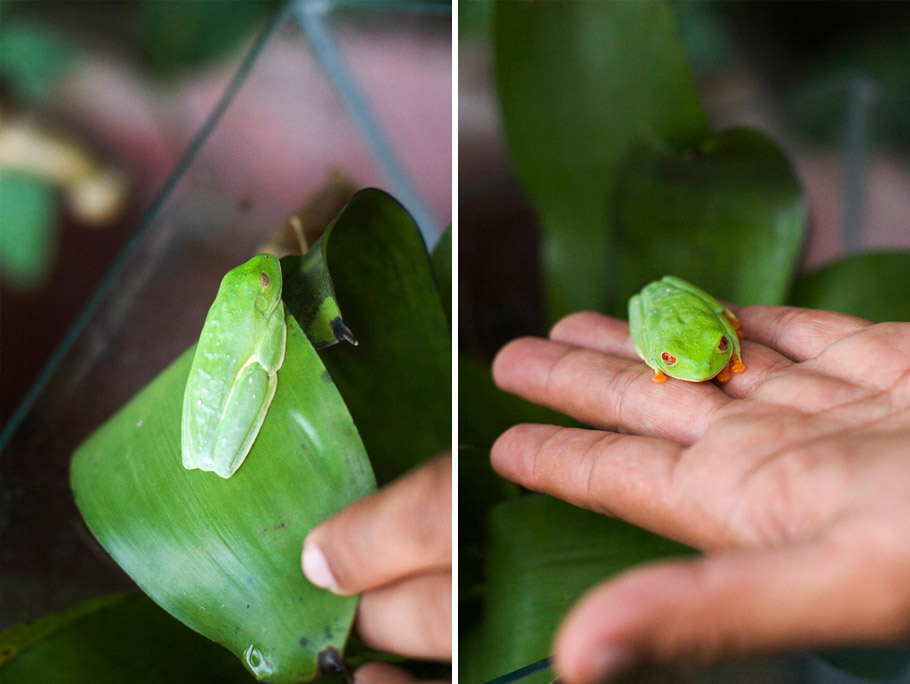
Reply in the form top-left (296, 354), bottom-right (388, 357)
top-left (302, 454), bottom-right (451, 684)
top-left (491, 307), bottom-right (910, 683)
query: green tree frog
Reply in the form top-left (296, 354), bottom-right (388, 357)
top-left (629, 275), bottom-right (745, 384)
top-left (182, 254), bottom-right (287, 478)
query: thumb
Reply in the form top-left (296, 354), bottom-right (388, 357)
top-left (553, 526), bottom-right (908, 683)
top-left (302, 454), bottom-right (451, 595)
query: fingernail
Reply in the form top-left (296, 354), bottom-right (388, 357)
top-left (302, 540), bottom-right (338, 592)
top-left (587, 645), bottom-right (632, 683)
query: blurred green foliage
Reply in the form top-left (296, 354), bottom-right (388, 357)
top-left (612, 129), bottom-right (805, 314)
top-left (135, 0), bottom-right (278, 77)
top-left (0, 172), bottom-right (57, 291)
top-left (0, 1), bottom-right (278, 84)
top-left (0, 20), bottom-right (79, 99)
top-left (789, 252), bottom-right (910, 323)
top-left (494, 0), bottom-right (709, 322)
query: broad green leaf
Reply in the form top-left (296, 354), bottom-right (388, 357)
top-left (457, 445), bottom-right (517, 633)
top-left (71, 315), bottom-right (375, 683)
top-left (432, 224), bottom-right (452, 328)
top-left (494, 0), bottom-right (709, 322)
top-left (0, 172), bottom-right (57, 291)
top-left (789, 251), bottom-right (910, 322)
top-left (465, 495), bottom-right (692, 684)
top-left (316, 189), bottom-right (451, 485)
top-left (0, 594), bottom-right (257, 683)
top-left (611, 129), bottom-right (805, 314)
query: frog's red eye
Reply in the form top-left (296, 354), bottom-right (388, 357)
top-left (661, 352), bottom-right (677, 366)
top-left (718, 336), bottom-right (728, 352)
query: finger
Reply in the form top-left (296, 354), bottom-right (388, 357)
top-left (490, 424), bottom-right (716, 545)
top-left (553, 525), bottom-right (910, 684)
top-left (303, 455), bottom-right (451, 595)
top-left (548, 312), bottom-right (797, 401)
top-left (738, 306), bottom-right (871, 362)
top-left (492, 337), bottom-right (728, 444)
top-left (549, 312), bottom-right (638, 360)
top-left (354, 662), bottom-right (449, 684)
top-left (357, 570), bottom-right (452, 661)
top-left (353, 662), bottom-right (418, 684)
top-left (812, 321), bottom-right (910, 391)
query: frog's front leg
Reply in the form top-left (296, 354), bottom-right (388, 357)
top-left (211, 361), bottom-right (277, 478)
top-left (255, 307), bottom-right (288, 374)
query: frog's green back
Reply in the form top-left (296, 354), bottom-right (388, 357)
top-left (182, 254), bottom-right (287, 477)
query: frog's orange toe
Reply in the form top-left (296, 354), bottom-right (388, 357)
top-left (736, 329), bottom-right (745, 340)
top-left (652, 369), bottom-right (668, 383)
top-left (716, 366), bottom-right (732, 383)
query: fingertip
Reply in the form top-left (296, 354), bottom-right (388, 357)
top-left (353, 662), bottom-right (417, 684)
top-left (301, 536), bottom-right (341, 593)
top-left (491, 337), bottom-right (534, 387)
top-left (549, 311), bottom-right (608, 341)
top-left (552, 587), bottom-right (623, 684)
top-left (490, 423), bottom-right (560, 480)
top-left (550, 311), bottom-right (634, 358)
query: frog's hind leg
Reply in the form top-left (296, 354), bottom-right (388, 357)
top-left (721, 310), bottom-right (745, 340)
top-left (212, 362), bottom-right (277, 478)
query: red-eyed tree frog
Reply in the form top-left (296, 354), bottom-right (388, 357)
top-left (629, 275), bottom-right (745, 384)
top-left (182, 254), bottom-right (287, 478)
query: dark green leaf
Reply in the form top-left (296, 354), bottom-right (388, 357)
top-left (494, 0), bottom-right (709, 321)
top-left (816, 646), bottom-right (910, 681)
top-left (0, 594), bottom-right (127, 667)
top-left (135, 0), bottom-right (277, 77)
top-left (316, 189), bottom-right (451, 485)
top-left (789, 251), bottom-right (910, 322)
top-left (281, 244), bottom-right (353, 350)
top-left (0, 594), bottom-right (257, 683)
top-left (612, 129), bottom-right (805, 313)
top-left (71, 316), bottom-right (375, 683)
top-left (457, 445), bottom-right (517, 629)
top-left (431, 225), bottom-right (452, 329)
top-left (458, 352), bottom-right (576, 450)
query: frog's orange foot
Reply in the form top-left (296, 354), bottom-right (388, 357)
top-left (652, 369), bottom-right (668, 383)
top-left (716, 365), bottom-right (732, 383)
top-left (731, 355), bottom-right (746, 374)
top-left (736, 328), bottom-right (745, 340)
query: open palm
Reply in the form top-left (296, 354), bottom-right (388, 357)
top-left (491, 306), bottom-right (910, 683)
